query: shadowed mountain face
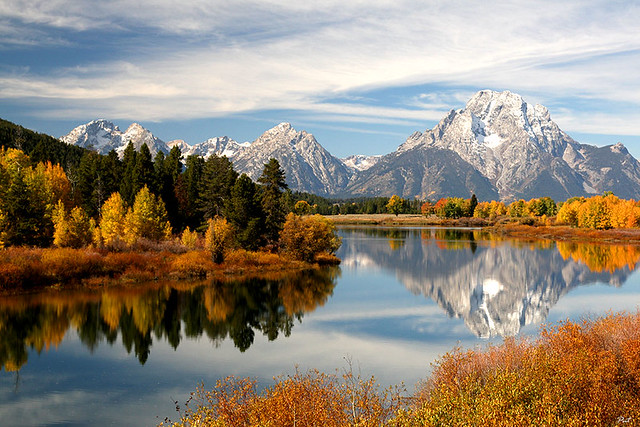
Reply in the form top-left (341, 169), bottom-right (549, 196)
top-left (339, 228), bottom-right (638, 338)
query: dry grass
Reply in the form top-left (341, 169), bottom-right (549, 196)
top-left (490, 223), bottom-right (640, 244)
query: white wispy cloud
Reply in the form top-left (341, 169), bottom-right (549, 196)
top-left (1, 0), bottom-right (639, 137)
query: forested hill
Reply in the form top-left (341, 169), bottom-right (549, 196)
top-left (0, 118), bottom-right (87, 169)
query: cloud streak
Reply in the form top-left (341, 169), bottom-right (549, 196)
top-left (1, 0), bottom-right (639, 143)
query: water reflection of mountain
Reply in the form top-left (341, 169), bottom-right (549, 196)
top-left (339, 228), bottom-right (639, 338)
top-left (0, 268), bottom-right (338, 371)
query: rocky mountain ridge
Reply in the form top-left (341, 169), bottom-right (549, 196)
top-left (60, 90), bottom-right (640, 200)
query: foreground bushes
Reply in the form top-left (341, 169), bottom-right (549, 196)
top-left (165, 311), bottom-right (640, 426)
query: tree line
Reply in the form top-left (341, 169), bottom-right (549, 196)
top-left (422, 193), bottom-right (640, 230)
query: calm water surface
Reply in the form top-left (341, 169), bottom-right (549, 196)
top-left (2, 227), bottom-right (640, 425)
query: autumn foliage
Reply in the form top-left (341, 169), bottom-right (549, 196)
top-left (279, 213), bottom-right (341, 262)
top-left (166, 367), bottom-right (402, 427)
top-left (164, 311), bottom-right (640, 426)
top-left (557, 194), bottom-right (640, 229)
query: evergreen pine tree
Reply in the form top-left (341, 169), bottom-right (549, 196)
top-left (120, 142), bottom-right (137, 206)
top-left (176, 154), bottom-right (205, 230)
top-left (258, 158), bottom-right (287, 247)
top-left (199, 154), bottom-right (238, 221)
top-left (133, 143), bottom-right (155, 196)
top-left (228, 174), bottom-right (264, 249)
top-left (469, 194), bottom-right (478, 217)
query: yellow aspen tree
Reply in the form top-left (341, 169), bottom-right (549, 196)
top-left (67, 206), bottom-right (92, 248)
top-left (205, 216), bottom-right (233, 263)
top-left (124, 186), bottom-right (172, 245)
top-left (279, 213), bottom-right (342, 262)
top-left (52, 199), bottom-right (70, 247)
top-left (0, 208), bottom-right (9, 249)
top-left (180, 226), bottom-right (199, 249)
top-left (294, 200), bottom-right (312, 215)
top-left (43, 161), bottom-right (72, 209)
top-left (386, 195), bottom-right (403, 216)
top-left (53, 201), bottom-right (92, 248)
top-left (99, 192), bottom-right (127, 247)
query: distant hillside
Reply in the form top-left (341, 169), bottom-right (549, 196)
top-left (0, 118), bottom-right (86, 169)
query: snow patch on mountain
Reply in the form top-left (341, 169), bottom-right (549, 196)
top-left (61, 119), bottom-right (168, 158)
top-left (341, 154), bottom-right (382, 171)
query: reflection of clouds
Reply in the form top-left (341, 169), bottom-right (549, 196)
top-left (546, 280), bottom-right (640, 321)
top-left (340, 254), bottom-right (380, 270)
top-left (308, 305), bottom-right (443, 322)
top-left (0, 390), bottom-right (98, 426)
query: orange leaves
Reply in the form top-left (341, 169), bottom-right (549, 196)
top-left (557, 241), bottom-right (640, 272)
top-left (557, 194), bottom-right (640, 230)
top-left (407, 311), bottom-right (640, 425)
top-left (169, 368), bottom-right (402, 427)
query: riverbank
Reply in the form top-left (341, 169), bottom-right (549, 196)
top-left (326, 213), bottom-right (489, 227)
top-left (0, 246), bottom-right (339, 294)
top-left (327, 214), bottom-right (640, 244)
top-left (164, 310), bottom-right (640, 426)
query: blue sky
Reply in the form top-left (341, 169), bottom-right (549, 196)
top-left (1, 0), bottom-right (639, 158)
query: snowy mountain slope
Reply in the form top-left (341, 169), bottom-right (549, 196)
top-left (61, 119), bottom-right (168, 158)
top-left (232, 122), bottom-right (353, 195)
top-left (60, 92), bottom-right (640, 201)
top-left (167, 136), bottom-right (249, 159)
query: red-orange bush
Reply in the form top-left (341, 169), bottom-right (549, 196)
top-left (171, 251), bottom-right (215, 278)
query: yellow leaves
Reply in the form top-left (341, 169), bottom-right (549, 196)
top-left (124, 185), bottom-right (172, 245)
top-left (386, 194), bottom-right (403, 216)
top-left (279, 213), bottom-right (342, 262)
top-left (0, 207), bottom-right (8, 249)
top-left (556, 241), bottom-right (640, 273)
top-left (52, 200), bottom-right (92, 248)
top-left (180, 227), bottom-right (199, 249)
top-left (294, 200), bottom-right (312, 215)
top-left (42, 161), bottom-right (72, 208)
top-left (205, 217), bottom-right (234, 263)
top-left (97, 192), bottom-right (126, 247)
top-left (474, 200), bottom-right (507, 219)
top-left (97, 187), bottom-right (172, 248)
top-left (557, 195), bottom-right (640, 230)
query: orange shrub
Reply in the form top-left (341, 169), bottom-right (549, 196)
top-left (403, 311), bottom-right (640, 425)
top-left (40, 248), bottom-right (103, 282)
top-left (171, 251), bottom-right (215, 278)
top-left (166, 368), bottom-right (401, 427)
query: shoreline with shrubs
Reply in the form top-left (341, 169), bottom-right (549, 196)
top-left (163, 311), bottom-right (640, 426)
top-left (0, 244), bottom-right (340, 294)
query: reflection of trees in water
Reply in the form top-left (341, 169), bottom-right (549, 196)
top-left (0, 268), bottom-right (339, 371)
top-left (340, 227), bottom-right (640, 338)
top-left (557, 242), bottom-right (640, 273)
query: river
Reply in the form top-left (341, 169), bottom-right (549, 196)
top-left (1, 227), bottom-right (640, 425)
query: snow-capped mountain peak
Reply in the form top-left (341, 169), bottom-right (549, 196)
top-left (62, 120), bottom-right (168, 158)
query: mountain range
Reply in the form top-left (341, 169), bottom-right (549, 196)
top-left (60, 90), bottom-right (640, 201)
